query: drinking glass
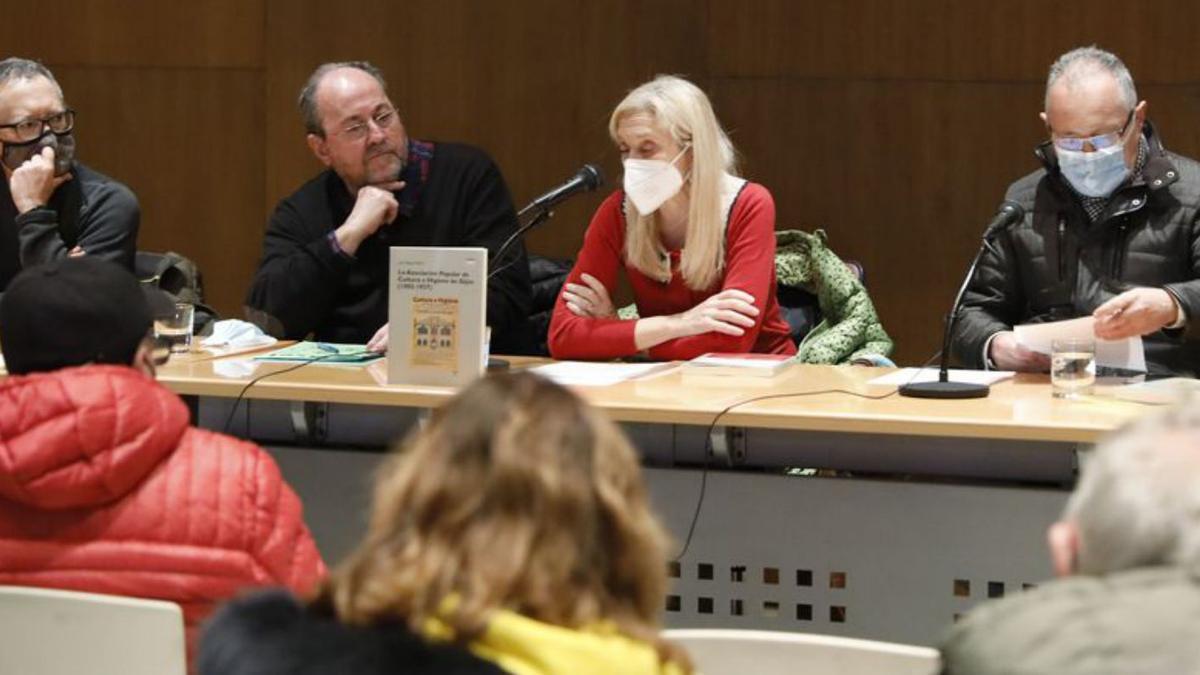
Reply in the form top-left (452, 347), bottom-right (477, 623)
top-left (1051, 337), bottom-right (1096, 399)
top-left (154, 302), bottom-right (194, 354)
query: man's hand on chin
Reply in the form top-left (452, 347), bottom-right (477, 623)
top-left (9, 146), bottom-right (72, 214)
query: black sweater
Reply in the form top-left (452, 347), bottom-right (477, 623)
top-left (199, 590), bottom-right (504, 675)
top-left (0, 161), bottom-right (139, 292)
top-left (244, 141), bottom-right (532, 354)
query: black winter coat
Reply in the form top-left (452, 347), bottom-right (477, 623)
top-left (198, 590), bottom-right (504, 675)
top-left (955, 123), bottom-right (1200, 377)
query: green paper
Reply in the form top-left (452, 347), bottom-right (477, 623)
top-left (254, 341), bottom-right (383, 364)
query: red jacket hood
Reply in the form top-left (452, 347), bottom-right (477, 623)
top-left (0, 365), bottom-right (189, 509)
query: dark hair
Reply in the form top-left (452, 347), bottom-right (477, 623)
top-left (0, 258), bottom-right (152, 375)
top-left (0, 57), bottom-right (62, 96)
top-left (297, 61), bottom-right (387, 136)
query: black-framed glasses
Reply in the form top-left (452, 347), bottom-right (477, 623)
top-left (1051, 109), bottom-right (1134, 152)
top-left (336, 106), bottom-right (397, 142)
top-left (0, 109), bottom-right (75, 143)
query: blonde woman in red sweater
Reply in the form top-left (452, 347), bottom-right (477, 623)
top-left (548, 75), bottom-right (795, 361)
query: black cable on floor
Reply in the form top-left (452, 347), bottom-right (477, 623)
top-left (221, 354), bottom-right (339, 435)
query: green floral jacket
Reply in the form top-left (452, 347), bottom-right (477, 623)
top-left (618, 229), bottom-right (894, 364)
top-left (775, 229), bottom-right (893, 364)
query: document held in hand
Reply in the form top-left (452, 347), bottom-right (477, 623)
top-left (1013, 316), bottom-right (1147, 372)
top-left (387, 247), bottom-right (488, 387)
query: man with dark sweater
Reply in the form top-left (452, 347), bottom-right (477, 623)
top-left (244, 61), bottom-right (532, 354)
top-left (0, 58), bottom-right (139, 294)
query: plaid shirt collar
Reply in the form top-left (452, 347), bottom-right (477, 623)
top-left (395, 139), bottom-right (434, 218)
top-left (1073, 136), bottom-right (1149, 222)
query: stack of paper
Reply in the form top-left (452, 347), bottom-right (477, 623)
top-left (682, 352), bottom-right (796, 378)
top-left (530, 361), bottom-right (675, 387)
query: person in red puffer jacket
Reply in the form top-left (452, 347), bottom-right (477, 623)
top-left (0, 257), bottom-right (326, 663)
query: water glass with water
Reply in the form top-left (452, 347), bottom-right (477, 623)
top-left (154, 302), bottom-right (195, 354)
top-left (1051, 337), bottom-right (1095, 399)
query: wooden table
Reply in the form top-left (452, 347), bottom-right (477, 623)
top-left (157, 355), bottom-right (1149, 442)
top-left (156, 353), bottom-right (1161, 648)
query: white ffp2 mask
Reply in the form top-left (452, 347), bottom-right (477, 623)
top-left (623, 146), bottom-right (689, 215)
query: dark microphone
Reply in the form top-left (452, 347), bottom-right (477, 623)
top-left (982, 201), bottom-right (1025, 240)
top-left (489, 164), bottom-right (606, 281)
top-left (900, 200), bottom-right (1026, 399)
top-left (484, 164), bottom-right (605, 371)
top-left (526, 164), bottom-right (605, 214)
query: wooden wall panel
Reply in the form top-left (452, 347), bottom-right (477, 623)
top-left (708, 0), bottom-right (1200, 83)
top-left (52, 68), bottom-right (265, 319)
top-left (0, 0), bottom-right (263, 68)
top-left (707, 0), bottom-right (952, 80)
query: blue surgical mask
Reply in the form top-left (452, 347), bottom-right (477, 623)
top-left (1055, 143), bottom-right (1129, 198)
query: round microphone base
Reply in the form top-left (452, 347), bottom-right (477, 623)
top-left (898, 380), bottom-right (990, 399)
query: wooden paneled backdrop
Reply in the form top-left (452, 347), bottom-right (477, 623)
top-left (4, 0), bottom-right (1200, 363)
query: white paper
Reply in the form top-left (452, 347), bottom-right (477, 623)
top-left (1108, 377), bottom-right (1200, 405)
top-left (1014, 317), bottom-right (1146, 372)
top-left (530, 361), bottom-right (676, 387)
top-left (212, 358), bottom-right (260, 379)
top-left (868, 368), bottom-right (1015, 386)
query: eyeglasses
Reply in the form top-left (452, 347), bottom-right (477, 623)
top-left (1051, 109), bottom-right (1134, 152)
top-left (335, 107), bottom-right (397, 142)
top-left (0, 109), bottom-right (75, 143)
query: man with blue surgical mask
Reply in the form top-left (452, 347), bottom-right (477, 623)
top-left (954, 46), bottom-right (1200, 377)
top-left (0, 57), bottom-right (139, 294)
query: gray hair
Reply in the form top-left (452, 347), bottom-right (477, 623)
top-left (0, 57), bottom-right (63, 99)
top-left (1065, 402), bottom-right (1200, 575)
top-left (1045, 46), bottom-right (1138, 111)
top-left (298, 61), bottom-right (388, 136)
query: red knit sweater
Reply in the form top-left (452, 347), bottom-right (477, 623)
top-left (548, 183), bottom-right (796, 360)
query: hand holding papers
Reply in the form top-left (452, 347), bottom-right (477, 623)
top-left (1014, 316), bottom-right (1146, 373)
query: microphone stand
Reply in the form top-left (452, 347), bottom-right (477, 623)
top-left (488, 203), bottom-right (554, 281)
top-left (898, 237), bottom-right (997, 399)
top-left (485, 201), bottom-right (555, 371)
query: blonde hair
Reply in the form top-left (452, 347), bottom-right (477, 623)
top-left (314, 372), bottom-right (690, 671)
top-left (610, 75), bottom-right (738, 291)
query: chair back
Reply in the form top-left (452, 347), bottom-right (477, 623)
top-left (0, 585), bottom-right (186, 675)
top-left (664, 628), bottom-right (939, 675)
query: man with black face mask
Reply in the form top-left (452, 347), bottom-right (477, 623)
top-left (0, 57), bottom-right (139, 294)
top-left (954, 46), bottom-right (1200, 378)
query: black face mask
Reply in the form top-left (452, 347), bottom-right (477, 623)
top-left (1, 130), bottom-right (75, 175)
